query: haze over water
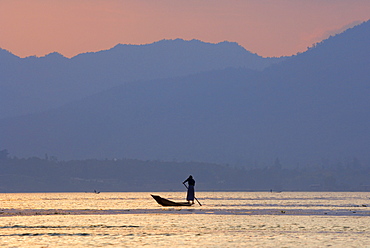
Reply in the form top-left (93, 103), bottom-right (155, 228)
top-left (1, 192), bottom-right (370, 247)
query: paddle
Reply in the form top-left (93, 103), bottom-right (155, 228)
top-left (183, 182), bottom-right (202, 206)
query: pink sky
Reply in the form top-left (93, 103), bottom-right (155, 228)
top-left (0, 0), bottom-right (369, 58)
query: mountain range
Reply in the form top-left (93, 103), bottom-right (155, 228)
top-left (1, 20), bottom-right (369, 167)
top-left (0, 39), bottom-right (281, 119)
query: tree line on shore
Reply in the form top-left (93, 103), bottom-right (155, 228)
top-left (1, 150), bottom-right (369, 193)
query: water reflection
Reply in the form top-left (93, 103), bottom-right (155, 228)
top-left (0, 192), bottom-right (370, 247)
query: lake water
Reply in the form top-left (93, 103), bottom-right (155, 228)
top-left (1, 192), bottom-right (370, 247)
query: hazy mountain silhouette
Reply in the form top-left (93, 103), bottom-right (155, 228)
top-left (0, 39), bottom-right (280, 119)
top-left (1, 21), bottom-right (369, 167)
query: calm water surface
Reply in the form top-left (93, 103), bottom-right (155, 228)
top-left (1, 192), bottom-right (370, 247)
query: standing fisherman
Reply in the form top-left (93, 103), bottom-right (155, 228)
top-left (183, 175), bottom-right (195, 204)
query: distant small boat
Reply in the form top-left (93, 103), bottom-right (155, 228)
top-left (151, 194), bottom-right (193, 207)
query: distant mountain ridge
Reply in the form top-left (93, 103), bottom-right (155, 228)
top-left (0, 39), bottom-right (281, 119)
top-left (1, 20), bottom-right (369, 167)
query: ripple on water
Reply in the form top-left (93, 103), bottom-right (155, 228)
top-left (0, 192), bottom-right (370, 247)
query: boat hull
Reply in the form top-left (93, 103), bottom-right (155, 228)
top-left (151, 194), bottom-right (193, 207)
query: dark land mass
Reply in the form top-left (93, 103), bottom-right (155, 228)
top-left (0, 154), bottom-right (369, 193)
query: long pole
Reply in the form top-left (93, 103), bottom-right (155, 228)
top-left (183, 183), bottom-right (202, 206)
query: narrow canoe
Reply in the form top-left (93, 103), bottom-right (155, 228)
top-left (151, 194), bottom-right (193, 207)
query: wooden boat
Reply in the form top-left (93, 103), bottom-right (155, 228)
top-left (151, 194), bottom-right (193, 207)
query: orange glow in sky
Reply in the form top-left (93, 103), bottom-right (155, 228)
top-left (0, 0), bottom-right (369, 58)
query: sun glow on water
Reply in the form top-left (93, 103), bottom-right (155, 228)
top-left (1, 192), bottom-right (370, 247)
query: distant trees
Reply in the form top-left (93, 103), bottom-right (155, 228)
top-left (0, 153), bottom-right (369, 192)
top-left (0, 149), bottom-right (9, 160)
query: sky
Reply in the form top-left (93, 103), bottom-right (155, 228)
top-left (0, 0), bottom-right (369, 58)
